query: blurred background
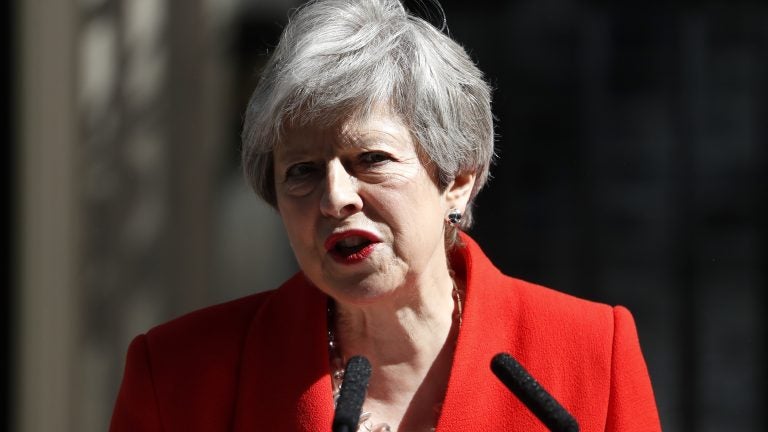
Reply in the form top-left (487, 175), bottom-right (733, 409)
top-left (5, 0), bottom-right (766, 431)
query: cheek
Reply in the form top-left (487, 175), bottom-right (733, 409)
top-left (377, 179), bottom-right (446, 240)
top-left (277, 199), bottom-right (314, 246)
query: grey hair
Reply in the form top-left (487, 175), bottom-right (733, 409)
top-left (242, 0), bottom-right (495, 231)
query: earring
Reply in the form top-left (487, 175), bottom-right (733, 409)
top-left (446, 208), bottom-right (462, 226)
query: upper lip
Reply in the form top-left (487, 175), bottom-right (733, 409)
top-left (324, 229), bottom-right (382, 251)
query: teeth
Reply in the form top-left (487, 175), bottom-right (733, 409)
top-left (337, 237), bottom-right (367, 248)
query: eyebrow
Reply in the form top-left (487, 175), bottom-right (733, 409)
top-left (274, 123), bottom-right (411, 161)
top-left (273, 148), bottom-right (313, 167)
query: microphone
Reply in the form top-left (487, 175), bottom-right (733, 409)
top-left (491, 353), bottom-right (579, 432)
top-left (332, 356), bottom-right (372, 432)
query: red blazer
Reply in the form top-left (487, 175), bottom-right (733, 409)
top-left (111, 233), bottom-right (661, 431)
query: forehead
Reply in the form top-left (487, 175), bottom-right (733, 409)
top-left (274, 111), bottom-right (415, 157)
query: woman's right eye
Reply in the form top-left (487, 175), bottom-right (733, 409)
top-left (285, 162), bottom-right (317, 179)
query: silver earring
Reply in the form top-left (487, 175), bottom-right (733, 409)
top-left (446, 208), bottom-right (462, 226)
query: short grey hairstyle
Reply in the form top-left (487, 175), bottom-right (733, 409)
top-left (242, 0), bottom-right (494, 230)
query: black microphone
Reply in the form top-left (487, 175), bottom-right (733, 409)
top-left (332, 356), bottom-right (372, 432)
top-left (491, 353), bottom-right (579, 432)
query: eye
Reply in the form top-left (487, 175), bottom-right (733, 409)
top-left (359, 152), bottom-right (392, 166)
top-left (285, 162), bottom-right (319, 179)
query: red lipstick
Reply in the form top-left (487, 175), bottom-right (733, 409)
top-left (324, 230), bottom-right (381, 265)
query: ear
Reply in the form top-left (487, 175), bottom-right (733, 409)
top-left (444, 172), bottom-right (476, 211)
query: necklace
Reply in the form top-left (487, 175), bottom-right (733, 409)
top-left (327, 278), bottom-right (463, 432)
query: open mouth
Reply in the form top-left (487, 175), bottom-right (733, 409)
top-left (333, 236), bottom-right (373, 256)
top-left (325, 230), bottom-right (381, 264)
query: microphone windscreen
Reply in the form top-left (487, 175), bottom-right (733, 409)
top-left (491, 353), bottom-right (579, 432)
top-left (332, 356), bottom-right (372, 432)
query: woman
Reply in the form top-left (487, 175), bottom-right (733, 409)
top-left (111, 0), bottom-right (661, 431)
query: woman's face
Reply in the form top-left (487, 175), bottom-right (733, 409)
top-left (273, 112), bottom-right (469, 305)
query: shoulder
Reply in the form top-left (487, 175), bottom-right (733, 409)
top-left (462, 234), bottom-right (615, 324)
top-left (496, 275), bottom-right (644, 354)
top-left (111, 276), bottom-right (308, 431)
top-left (479, 273), bottom-right (618, 361)
top-left (141, 272), bottom-right (309, 360)
top-left (134, 289), bottom-right (278, 401)
top-left (112, 291), bottom-right (276, 431)
top-left (460, 234), bottom-right (625, 369)
top-left (454, 233), bottom-right (661, 429)
top-left (138, 273), bottom-right (310, 385)
top-left (459, 232), bottom-right (616, 334)
top-left (145, 290), bottom-right (274, 351)
top-left (505, 276), bottom-right (615, 329)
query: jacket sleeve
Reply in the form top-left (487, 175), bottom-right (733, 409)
top-left (110, 334), bottom-right (164, 432)
top-left (605, 306), bottom-right (662, 431)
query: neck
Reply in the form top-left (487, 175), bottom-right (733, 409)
top-left (334, 269), bottom-right (457, 367)
top-left (329, 269), bottom-right (462, 430)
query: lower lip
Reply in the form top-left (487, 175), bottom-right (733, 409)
top-left (329, 243), bottom-right (378, 265)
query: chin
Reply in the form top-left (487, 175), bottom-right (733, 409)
top-left (323, 274), bottom-right (400, 306)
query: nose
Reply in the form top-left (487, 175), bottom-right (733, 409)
top-left (319, 159), bottom-right (363, 219)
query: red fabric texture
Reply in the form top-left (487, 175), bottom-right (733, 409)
top-left (110, 233), bottom-right (661, 431)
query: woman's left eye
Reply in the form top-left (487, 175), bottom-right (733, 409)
top-left (359, 152), bottom-right (391, 165)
